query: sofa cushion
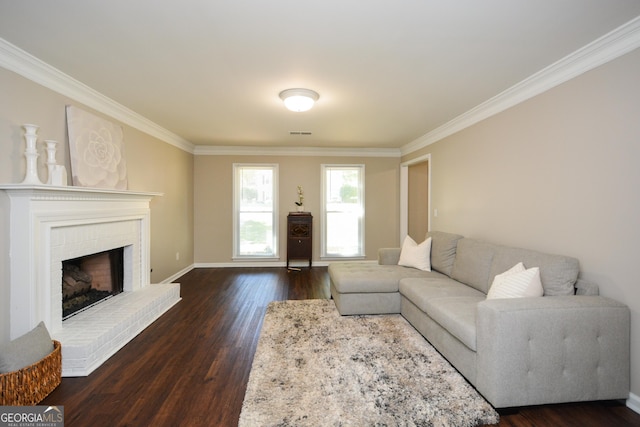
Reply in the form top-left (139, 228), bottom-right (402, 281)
top-left (489, 246), bottom-right (579, 296)
top-left (423, 296), bottom-right (484, 351)
top-left (399, 277), bottom-right (485, 305)
top-left (450, 239), bottom-right (496, 294)
top-left (378, 247), bottom-right (401, 265)
top-left (425, 231), bottom-right (463, 276)
top-left (398, 236), bottom-right (432, 271)
top-left (400, 277), bottom-right (485, 350)
top-left (329, 262), bottom-right (443, 294)
top-left (575, 278), bottom-right (599, 296)
top-left (487, 263), bottom-right (543, 299)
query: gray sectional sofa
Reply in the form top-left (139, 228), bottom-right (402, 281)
top-left (328, 231), bottom-right (630, 408)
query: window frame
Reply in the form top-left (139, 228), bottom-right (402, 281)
top-left (320, 164), bottom-right (365, 259)
top-left (232, 163), bottom-right (279, 260)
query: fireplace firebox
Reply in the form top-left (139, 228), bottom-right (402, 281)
top-left (62, 247), bottom-right (125, 319)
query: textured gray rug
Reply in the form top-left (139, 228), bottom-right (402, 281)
top-left (239, 299), bottom-right (499, 426)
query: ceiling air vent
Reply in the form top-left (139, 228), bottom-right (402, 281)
top-left (289, 131), bottom-right (312, 136)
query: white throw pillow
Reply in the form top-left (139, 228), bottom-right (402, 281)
top-left (487, 262), bottom-right (544, 299)
top-left (398, 236), bottom-right (432, 271)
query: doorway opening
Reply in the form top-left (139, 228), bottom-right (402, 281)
top-left (400, 153), bottom-right (431, 245)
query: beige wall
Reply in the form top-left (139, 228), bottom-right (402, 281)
top-left (404, 48), bottom-right (640, 400)
top-left (194, 155), bottom-right (399, 264)
top-left (0, 68), bottom-right (194, 343)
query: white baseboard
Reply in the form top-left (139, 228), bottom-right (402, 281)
top-left (160, 264), bottom-right (195, 284)
top-left (193, 261), bottom-right (334, 268)
top-left (628, 392), bottom-right (640, 414)
top-left (193, 259), bottom-right (379, 269)
top-left (163, 261), bottom-right (343, 283)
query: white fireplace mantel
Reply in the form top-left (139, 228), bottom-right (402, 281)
top-left (1, 184), bottom-right (180, 376)
top-left (0, 183), bottom-right (162, 202)
top-left (1, 184), bottom-right (162, 338)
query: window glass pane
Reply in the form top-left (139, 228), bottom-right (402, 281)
top-left (326, 169), bottom-right (360, 206)
top-left (234, 165), bottom-right (277, 258)
top-left (322, 165), bottom-right (364, 257)
top-left (239, 212), bottom-right (274, 255)
top-left (326, 212), bottom-right (361, 255)
top-left (239, 168), bottom-right (272, 209)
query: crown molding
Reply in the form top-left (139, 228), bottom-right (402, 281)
top-left (0, 38), bottom-right (195, 154)
top-left (193, 144), bottom-right (401, 157)
top-left (402, 15), bottom-right (640, 156)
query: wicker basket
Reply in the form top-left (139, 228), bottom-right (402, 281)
top-left (0, 340), bottom-right (62, 406)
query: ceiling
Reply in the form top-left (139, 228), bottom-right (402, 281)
top-left (1, 1), bottom-right (640, 150)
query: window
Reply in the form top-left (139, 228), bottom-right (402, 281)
top-left (321, 164), bottom-right (365, 257)
top-left (233, 164), bottom-right (278, 259)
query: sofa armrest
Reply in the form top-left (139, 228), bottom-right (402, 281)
top-left (476, 296), bottom-right (629, 408)
top-left (378, 248), bottom-right (401, 265)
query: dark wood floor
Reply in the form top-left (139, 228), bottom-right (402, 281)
top-left (42, 267), bottom-right (640, 427)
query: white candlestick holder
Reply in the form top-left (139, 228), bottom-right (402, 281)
top-left (20, 124), bottom-right (43, 185)
top-left (44, 139), bottom-right (58, 184)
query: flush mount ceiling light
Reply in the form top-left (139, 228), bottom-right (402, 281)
top-left (279, 88), bottom-right (319, 112)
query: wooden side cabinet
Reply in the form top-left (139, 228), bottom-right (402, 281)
top-left (287, 212), bottom-right (312, 268)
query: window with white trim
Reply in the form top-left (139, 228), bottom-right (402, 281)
top-left (233, 164), bottom-right (278, 258)
top-left (321, 164), bottom-right (365, 257)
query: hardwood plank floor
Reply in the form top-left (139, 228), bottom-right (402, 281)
top-left (42, 267), bottom-right (640, 426)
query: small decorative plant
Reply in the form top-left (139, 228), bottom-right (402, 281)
top-left (295, 186), bottom-right (304, 207)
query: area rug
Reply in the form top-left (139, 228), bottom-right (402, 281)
top-left (239, 299), bottom-right (499, 426)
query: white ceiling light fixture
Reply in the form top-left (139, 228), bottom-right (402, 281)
top-left (279, 88), bottom-right (319, 112)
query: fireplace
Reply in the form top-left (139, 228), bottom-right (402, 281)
top-left (1, 185), bottom-right (181, 376)
top-left (62, 248), bottom-right (125, 319)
